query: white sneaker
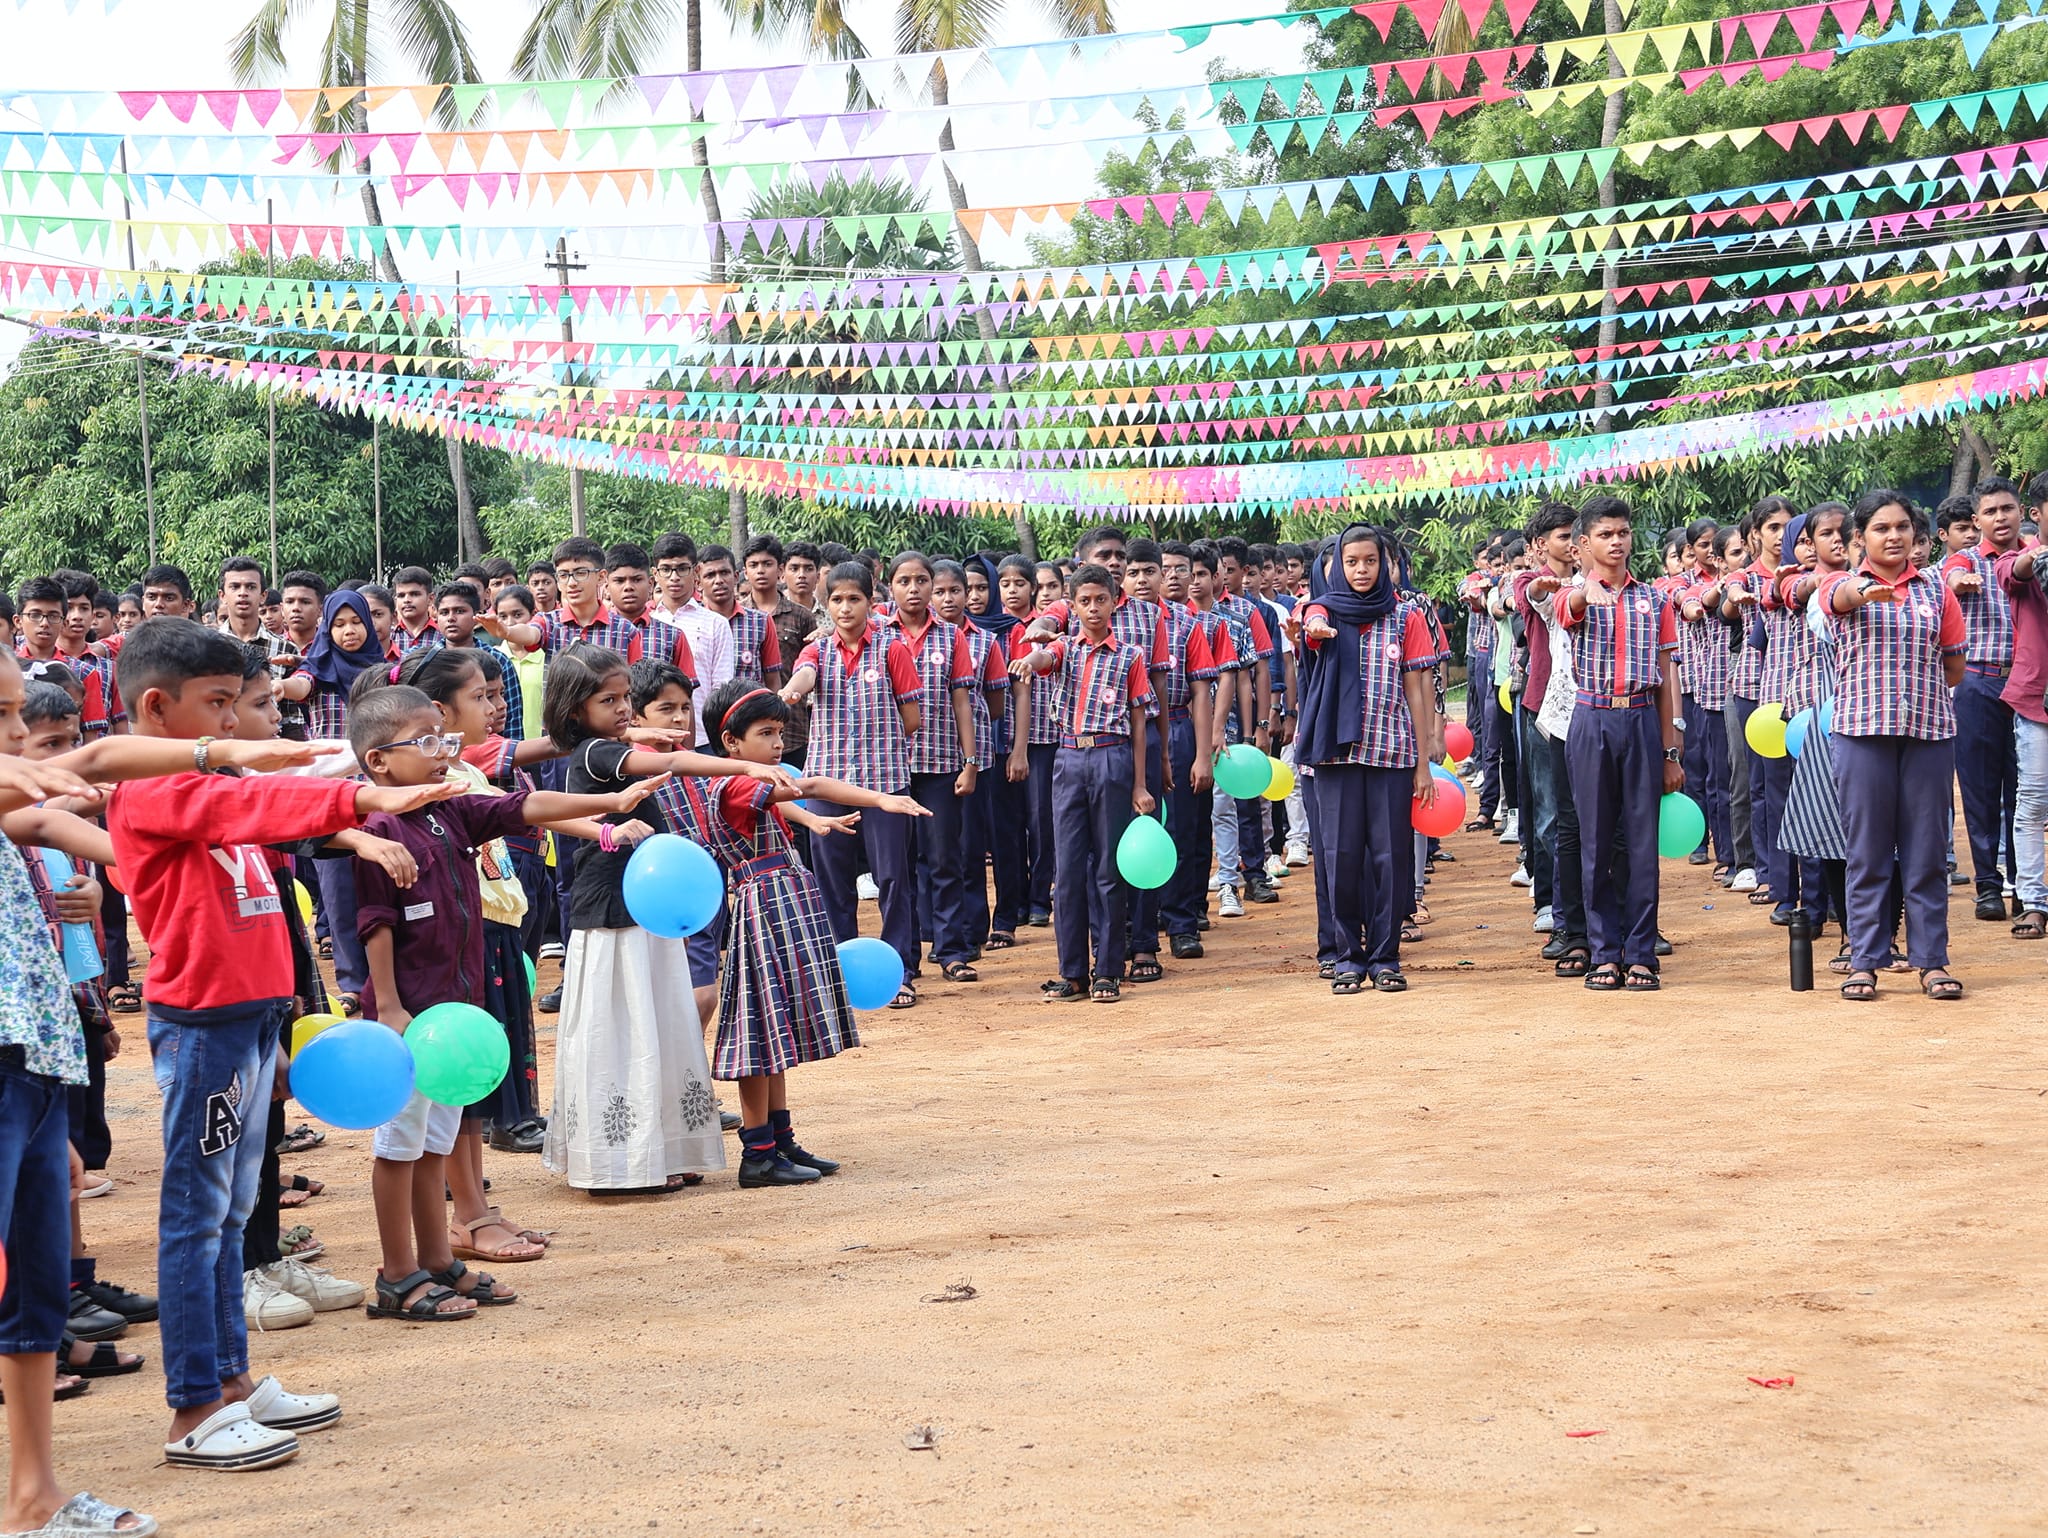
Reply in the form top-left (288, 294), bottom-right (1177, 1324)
top-left (537, 941), bottom-right (565, 962)
top-left (1283, 841), bottom-right (1310, 867)
top-left (242, 1269), bottom-right (314, 1331)
top-left (164, 1402), bottom-right (300, 1472)
top-left (1264, 854), bottom-right (1289, 881)
top-left (856, 873), bottom-right (880, 901)
top-left (1533, 905), bottom-right (1554, 933)
top-left (1219, 887), bottom-right (1246, 919)
top-left (1509, 864), bottom-right (1532, 888)
top-left (1731, 867), bottom-right (1758, 893)
top-left (1497, 811), bottom-right (1520, 842)
top-left (261, 1258), bottom-right (364, 1313)
top-left (244, 1374), bottom-right (342, 1433)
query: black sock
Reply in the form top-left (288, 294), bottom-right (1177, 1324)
top-left (769, 1108), bottom-right (794, 1149)
top-left (741, 1125), bottom-right (777, 1161)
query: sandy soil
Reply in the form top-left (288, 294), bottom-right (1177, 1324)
top-left (52, 823), bottom-right (2048, 1538)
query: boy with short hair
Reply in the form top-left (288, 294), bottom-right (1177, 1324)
top-left (140, 565), bottom-right (195, 621)
top-left (390, 567), bottom-right (441, 653)
top-left (107, 618), bottom-right (462, 1470)
top-left (525, 561), bottom-right (558, 612)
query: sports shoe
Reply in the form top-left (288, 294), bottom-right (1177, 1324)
top-left (1218, 887), bottom-right (1246, 919)
top-left (78, 1277), bottom-right (157, 1324)
top-left (1497, 810), bottom-right (1520, 842)
top-left (261, 1259), bottom-right (364, 1314)
top-left (1264, 854), bottom-right (1289, 881)
top-left (244, 1374), bottom-right (341, 1432)
top-left (1246, 877), bottom-right (1280, 904)
top-left (1283, 841), bottom-right (1310, 867)
top-left (856, 873), bottom-right (881, 901)
top-left (537, 941), bottom-right (565, 962)
top-left (1532, 905), bottom-right (1554, 933)
top-left (242, 1269), bottom-right (314, 1332)
top-left (1509, 864), bottom-right (1532, 888)
top-left (1730, 867), bottom-right (1758, 892)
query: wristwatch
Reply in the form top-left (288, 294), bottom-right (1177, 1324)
top-left (193, 735), bottom-right (214, 772)
top-left (1664, 747), bottom-right (1683, 764)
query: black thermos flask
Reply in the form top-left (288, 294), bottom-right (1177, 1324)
top-left (1788, 910), bottom-right (1813, 992)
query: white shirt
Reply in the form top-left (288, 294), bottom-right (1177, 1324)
top-left (654, 599), bottom-right (734, 743)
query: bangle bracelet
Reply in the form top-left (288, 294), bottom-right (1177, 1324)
top-left (598, 824), bottom-right (616, 853)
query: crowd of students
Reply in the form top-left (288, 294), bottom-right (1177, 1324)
top-left (0, 484), bottom-right (2024, 1531)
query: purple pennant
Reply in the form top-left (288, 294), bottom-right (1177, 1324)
top-left (635, 75), bottom-right (675, 113)
top-left (723, 70), bottom-right (761, 115)
top-left (761, 66), bottom-right (804, 116)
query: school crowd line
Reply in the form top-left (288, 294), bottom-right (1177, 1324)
top-left (0, 482), bottom-right (2024, 1534)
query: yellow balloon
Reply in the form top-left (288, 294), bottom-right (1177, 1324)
top-left (1497, 682), bottom-right (1511, 713)
top-left (1442, 754), bottom-right (1456, 772)
top-left (290, 1011), bottom-right (344, 1057)
top-left (1745, 701), bottom-right (1789, 759)
top-left (291, 878), bottom-right (314, 925)
top-left (1260, 757), bottom-right (1295, 802)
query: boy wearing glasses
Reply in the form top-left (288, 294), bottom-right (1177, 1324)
top-left (482, 538), bottom-right (696, 685)
top-left (348, 684), bottom-right (665, 1322)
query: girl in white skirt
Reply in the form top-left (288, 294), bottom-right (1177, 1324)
top-left (540, 644), bottom-right (790, 1195)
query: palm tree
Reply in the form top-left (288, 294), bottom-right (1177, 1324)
top-left (229, 0), bottom-right (491, 559)
top-left (517, 0), bottom-right (871, 546)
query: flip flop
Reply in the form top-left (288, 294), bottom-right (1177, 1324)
top-left (0, 1491), bottom-right (159, 1537)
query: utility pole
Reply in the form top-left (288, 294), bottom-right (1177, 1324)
top-left (117, 142), bottom-right (159, 563)
top-left (265, 195), bottom-right (279, 584)
top-left (372, 415), bottom-right (384, 575)
top-left (548, 236), bottom-right (588, 534)
top-left (451, 267), bottom-right (469, 563)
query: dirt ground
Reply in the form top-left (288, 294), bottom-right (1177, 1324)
top-left (52, 820), bottom-right (2048, 1538)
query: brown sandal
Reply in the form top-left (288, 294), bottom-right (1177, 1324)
top-left (449, 1213), bottom-right (546, 1263)
top-left (2013, 910), bottom-right (2047, 939)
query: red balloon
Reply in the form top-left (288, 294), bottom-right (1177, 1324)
top-left (1412, 779), bottom-right (1466, 839)
top-left (1443, 721), bottom-right (1475, 761)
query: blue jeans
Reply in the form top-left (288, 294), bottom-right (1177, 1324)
top-left (149, 1000), bottom-right (282, 1410)
top-left (2015, 715), bottom-right (2048, 914)
top-left (0, 1054), bottom-right (72, 1355)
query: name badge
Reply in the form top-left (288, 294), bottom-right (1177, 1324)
top-left (1387, 640), bottom-right (1403, 657)
top-left (863, 668), bottom-right (880, 683)
top-left (739, 648), bottom-right (756, 664)
top-left (404, 901), bottom-right (436, 921)
top-left (1097, 685), bottom-right (1120, 705)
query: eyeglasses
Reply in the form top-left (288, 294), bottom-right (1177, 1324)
top-left (556, 566), bottom-right (600, 582)
top-left (654, 562), bottom-right (692, 576)
top-left (368, 732), bottom-right (464, 760)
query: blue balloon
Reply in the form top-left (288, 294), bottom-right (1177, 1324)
top-left (1430, 760), bottom-right (1459, 781)
top-left (782, 762), bottom-right (811, 811)
top-left (1785, 707), bottom-right (1814, 760)
top-left (837, 936), bottom-right (905, 1010)
top-left (622, 833), bottom-right (724, 938)
top-left (291, 1020), bottom-right (415, 1131)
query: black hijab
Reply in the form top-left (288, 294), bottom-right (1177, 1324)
top-left (299, 590), bottom-right (387, 690)
top-left (1297, 524), bottom-right (1402, 767)
top-left (964, 552), bottom-right (1019, 645)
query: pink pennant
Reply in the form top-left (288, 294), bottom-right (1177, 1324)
top-left (1744, 12), bottom-right (1782, 55)
top-left (1457, 0), bottom-right (1491, 37)
top-left (1394, 56), bottom-right (1434, 94)
top-left (243, 88), bottom-right (282, 125)
top-left (1353, 1), bottom-right (1402, 40)
top-left (1873, 103), bottom-right (1908, 138)
top-left (161, 91), bottom-right (198, 123)
top-left (1406, 0), bottom-right (1447, 34)
top-left (1152, 194), bottom-right (1179, 226)
top-left (1182, 190), bottom-right (1211, 224)
top-left (1786, 2), bottom-right (1827, 46)
top-left (1436, 54), bottom-right (1473, 91)
top-left (200, 91), bottom-right (241, 128)
top-left (384, 133), bottom-right (419, 171)
top-left (1798, 115), bottom-right (1832, 143)
top-left (1117, 194), bottom-right (1148, 222)
top-left (1499, 0), bottom-right (1538, 37)
top-left (117, 91), bottom-right (155, 119)
top-left (1413, 101), bottom-right (1449, 140)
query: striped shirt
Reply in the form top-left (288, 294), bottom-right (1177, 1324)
top-left (794, 627), bottom-right (922, 791)
top-left (958, 624), bottom-right (1009, 767)
top-left (466, 644), bottom-right (524, 743)
top-left (1819, 565), bottom-right (1965, 740)
top-left (725, 606), bottom-right (783, 686)
top-left (1216, 591), bottom-right (1273, 661)
top-left (1008, 622), bottom-right (1065, 746)
top-left (1559, 575), bottom-right (1678, 701)
top-left (886, 614), bottom-right (976, 777)
top-left (1757, 571), bottom-right (1810, 706)
top-left (1678, 579), bottom-right (1733, 712)
top-left (1038, 632), bottom-right (1154, 739)
top-left (1302, 603), bottom-right (1435, 768)
top-left (537, 604), bottom-right (697, 684)
top-left (1726, 564), bottom-right (1770, 698)
top-left (396, 622), bottom-right (444, 656)
top-left (1157, 603), bottom-right (1219, 712)
top-left (1940, 544), bottom-right (2016, 668)
top-left (56, 646), bottom-right (123, 728)
top-left (293, 678), bottom-right (351, 742)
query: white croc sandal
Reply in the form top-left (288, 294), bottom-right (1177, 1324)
top-left (0, 1492), bottom-right (157, 1537)
top-left (163, 1402), bottom-right (300, 1471)
top-left (245, 1375), bottom-right (342, 1432)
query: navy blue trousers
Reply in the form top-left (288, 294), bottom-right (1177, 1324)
top-left (1300, 772), bottom-right (1345, 964)
top-left (1567, 706), bottom-right (1663, 970)
top-left (1682, 698), bottom-right (1734, 866)
top-left (1160, 714), bottom-right (1210, 939)
top-left (1953, 668), bottom-right (2017, 898)
top-left (1313, 762), bottom-right (1413, 977)
top-left (1541, 728), bottom-right (1586, 945)
top-left (811, 797), bottom-right (919, 980)
top-left (908, 773), bottom-right (974, 965)
top-left (1732, 695), bottom-right (1774, 885)
top-left (1520, 706), bottom-right (1554, 908)
top-left (982, 759), bottom-right (1031, 935)
top-left (1726, 695), bottom-right (1759, 873)
top-left (1833, 733), bottom-right (1954, 972)
top-left (1760, 753), bottom-right (1822, 917)
top-left (1129, 730), bottom-right (1168, 953)
top-left (1025, 742), bottom-right (1058, 916)
top-left (1051, 743), bottom-right (1135, 982)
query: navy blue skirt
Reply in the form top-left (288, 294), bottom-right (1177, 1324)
top-left (472, 921), bottom-right (538, 1126)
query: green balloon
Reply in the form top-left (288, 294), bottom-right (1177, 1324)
top-left (1657, 792), bottom-right (1707, 860)
top-left (407, 1002), bottom-right (511, 1108)
top-left (524, 952), bottom-right (537, 994)
top-left (1213, 742), bottom-right (1273, 799)
top-left (1116, 814), bottom-right (1177, 890)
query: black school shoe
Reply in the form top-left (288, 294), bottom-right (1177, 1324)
top-left (536, 988), bottom-right (563, 1013)
top-left (1540, 934), bottom-right (1571, 961)
top-left (1025, 910), bottom-right (1051, 927)
top-left (77, 1277), bottom-right (157, 1325)
top-left (66, 1290), bottom-right (127, 1342)
top-left (738, 1152), bottom-right (822, 1187)
top-left (1976, 894), bottom-right (2009, 921)
top-left (1246, 879), bottom-right (1280, 905)
top-left (780, 1142), bottom-right (840, 1176)
top-left (488, 1119), bottom-right (546, 1154)
top-left (1170, 934), bottom-right (1204, 959)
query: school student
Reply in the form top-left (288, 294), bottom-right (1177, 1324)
top-left (780, 562), bottom-right (924, 1007)
top-left (1942, 476), bottom-right (2022, 921)
top-left (1997, 478), bottom-right (2048, 936)
top-left (1721, 498), bottom-right (1792, 898)
top-left (1296, 526), bottom-right (1441, 993)
top-left (1824, 491), bottom-right (1968, 1002)
top-left (930, 560), bottom-right (1011, 954)
top-left (1774, 504), bottom-right (1852, 963)
top-left (649, 533), bottom-right (733, 707)
top-left (1677, 526), bottom-right (1736, 878)
top-left (1186, 543), bottom-right (1258, 918)
top-left (1548, 497), bottom-right (1685, 991)
top-left (1757, 508), bottom-right (1825, 928)
top-left (1510, 503), bottom-right (1584, 951)
top-left (1015, 565), bottom-right (1155, 1003)
top-left (964, 554), bottom-right (1028, 946)
top-left (1002, 556), bottom-right (1061, 928)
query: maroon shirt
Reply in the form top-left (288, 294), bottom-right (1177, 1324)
top-left (1510, 568), bottom-right (1552, 710)
top-left (1997, 546), bottom-right (2048, 726)
top-left (353, 790), bottom-right (531, 1021)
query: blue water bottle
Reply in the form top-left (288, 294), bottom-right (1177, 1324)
top-left (36, 847), bottom-right (104, 985)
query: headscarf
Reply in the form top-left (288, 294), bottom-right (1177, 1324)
top-left (1297, 524), bottom-right (1402, 767)
top-left (299, 590), bottom-right (386, 690)
top-left (964, 552), bottom-right (1019, 645)
top-left (1783, 513), bottom-right (1810, 561)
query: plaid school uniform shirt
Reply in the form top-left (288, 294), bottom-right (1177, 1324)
top-left (1008, 621), bottom-right (1065, 746)
top-left (1677, 579), bottom-right (1733, 711)
top-left (1303, 603), bottom-right (1436, 768)
top-left (794, 626), bottom-right (923, 791)
top-left (1039, 632), bottom-right (1154, 740)
top-left (397, 622), bottom-right (444, 656)
top-left (1191, 605), bottom-right (1255, 742)
top-left (1819, 565), bottom-right (1966, 740)
top-left (1725, 564), bottom-right (1770, 698)
top-left (0, 831), bottom-right (85, 1085)
top-left (1158, 604), bottom-right (1219, 716)
top-left (1559, 574), bottom-right (1678, 702)
top-left (1758, 570), bottom-right (1813, 706)
top-left (58, 646), bottom-right (123, 728)
top-left (294, 676), bottom-right (352, 742)
top-left (886, 614), bottom-right (977, 776)
top-left (472, 644), bottom-right (525, 742)
top-left (1940, 544), bottom-right (2016, 669)
top-left (537, 605), bottom-right (697, 684)
top-left (958, 625), bottom-right (1009, 767)
top-left (727, 605), bottom-right (783, 686)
